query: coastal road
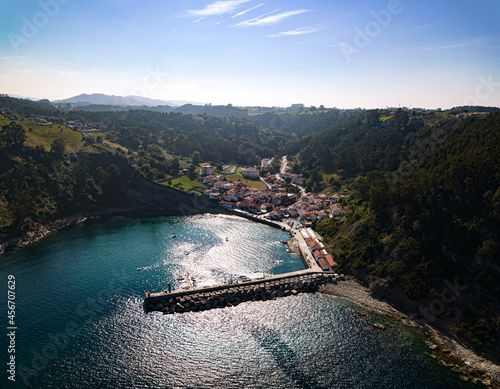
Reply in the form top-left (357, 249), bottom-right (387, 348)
top-left (260, 176), bottom-right (273, 190)
top-left (275, 155), bottom-right (287, 181)
top-left (280, 155), bottom-right (288, 173)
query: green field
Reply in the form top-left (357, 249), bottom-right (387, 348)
top-left (1, 114), bottom-right (85, 153)
top-left (160, 175), bottom-right (202, 192)
top-left (225, 170), bottom-right (267, 190)
top-left (0, 114), bottom-right (136, 154)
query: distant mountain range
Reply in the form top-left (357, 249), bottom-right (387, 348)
top-left (53, 93), bottom-right (203, 107)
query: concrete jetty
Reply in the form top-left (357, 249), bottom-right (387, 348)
top-left (144, 271), bottom-right (346, 314)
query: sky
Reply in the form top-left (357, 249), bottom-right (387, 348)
top-left (0, 0), bottom-right (499, 108)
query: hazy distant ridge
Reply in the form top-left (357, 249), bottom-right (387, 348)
top-left (54, 93), bottom-right (202, 107)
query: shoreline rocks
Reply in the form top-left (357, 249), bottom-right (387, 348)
top-left (320, 277), bottom-right (500, 388)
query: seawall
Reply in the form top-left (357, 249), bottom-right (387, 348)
top-left (145, 271), bottom-right (345, 314)
top-left (230, 209), bottom-right (289, 231)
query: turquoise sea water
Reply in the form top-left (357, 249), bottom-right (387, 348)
top-left (0, 214), bottom-right (474, 388)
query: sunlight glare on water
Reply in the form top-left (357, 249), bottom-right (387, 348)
top-left (0, 214), bottom-right (473, 388)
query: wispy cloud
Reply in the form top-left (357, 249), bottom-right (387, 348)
top-left (188, 0), bottom-right (251, 17)
top-left (236, 9), bottom-right (309, 27)
top-left (193, 17), bottom-right (205, 23)
top-left (269, 25), bottom-right (323, 38)
top-left (230, 3), bottom-right (265, 18)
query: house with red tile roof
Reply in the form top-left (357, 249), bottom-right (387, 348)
top-left (330, 204), bottom-right (348, 216)
top-left (202, 175), bottom-right (215, 184)
top-left (262, 203), bottom-right (274, 212)
top-left (323, 254), bottom-right (337, 268)
top-left (223, 192), bottom-right (239, 202)
top-left (234, 201), bottom-right (245, 210)
top-left (317, 257), bottom-right (330, 271)
top-left (247, 203), bottom-right (261, 214)
top-left (219, 201), bottom-right (236, 210)
top-left (331, 194), bottom-right (345, 203)
top-left (208, 191), bottom-right (220, 200)
top-left (268, 210), bottom-right (282, 220)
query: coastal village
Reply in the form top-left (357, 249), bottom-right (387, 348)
top-left (194, 159), bottom-right (348, 272)
top-left (198, 161), bottom-right (348, 223)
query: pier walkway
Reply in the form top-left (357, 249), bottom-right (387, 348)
top-left (145, 271), bottom-right (345, 314)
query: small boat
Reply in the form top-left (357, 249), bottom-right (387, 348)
top-left (176, 275), bottom-right (184, 280)
top-left (171, 235), bottom-right (176, 238)
top-left (226, 237), bottom-right (229, 241)
top-left (137, 267), bottom-right (146, 271)
top-left (185, 251), bottom-right (190, 255)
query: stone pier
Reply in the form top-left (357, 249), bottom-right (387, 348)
top-left (144, 270), bottom-right (346, 314)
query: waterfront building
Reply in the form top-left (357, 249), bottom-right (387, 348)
top-left (219, 201), bottom-right (236, 210)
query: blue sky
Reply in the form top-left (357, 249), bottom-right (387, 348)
top-left (1, 0), bottom-right (499, 108)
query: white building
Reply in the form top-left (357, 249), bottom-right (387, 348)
top-left (241, 167), bottom-right (259, 179)
top-left (200, 163), bottom-right (214, 176)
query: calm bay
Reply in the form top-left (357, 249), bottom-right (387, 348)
top-left (0, 214), bottom-right (473, 388)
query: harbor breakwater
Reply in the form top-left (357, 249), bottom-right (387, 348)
top-left (145, 271), bottom-right (345, 314)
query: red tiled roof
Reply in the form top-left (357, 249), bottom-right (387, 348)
top-left (317, 257), bottom-right (329, 269)
top-left (324, 254), bottom-right (337, 267)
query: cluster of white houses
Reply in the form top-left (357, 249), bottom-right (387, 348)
top-left (199, 165), bottom-right (348, 224)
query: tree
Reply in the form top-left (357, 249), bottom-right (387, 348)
top-left (306, 168), bottom-right (323, 192)
top-left (50, 139), bottom-right (66, 158)
top-left (0, 122), bottom-right (26, 148)
top-left (131, 138), bottom-right (142, 151)
top-left (188, 164), bottom-right (197, 180)
top-left (394, 109), bottom-right (409, 127)
top-left (0, 195), bottom-right (12, 231)
top-left (191, 151), bottom-right (201, 165)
